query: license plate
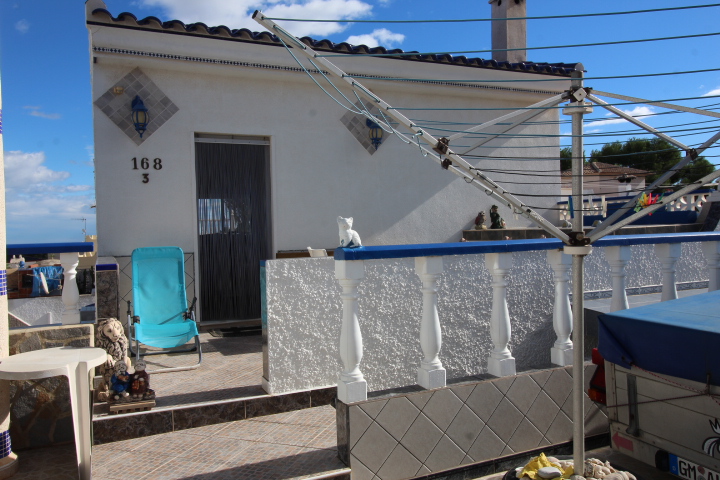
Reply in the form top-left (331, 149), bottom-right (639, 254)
top-left (670, 454), bottom-right (720, 480)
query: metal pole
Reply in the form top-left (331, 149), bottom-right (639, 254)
top-left (0, 68), bottom-right (19, 474)
top-left (563, 67), bottom-right (593, 475)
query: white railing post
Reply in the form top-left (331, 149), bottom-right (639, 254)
top-left (60, 252), bottom-right (81, 325)
top-left (485, 252), bottom-right (516, 377)
top-left (605, 246), bottom-right (631, 312)
top-left (547, 250), bottom-right (573, 366)
top-left (335, 260), bottom-right (367, 403)
top-left (701, 241), bottom-right (720, 292)
top-left (655, 243), bottom-right (682, 301)
top-left (414, 256), bottom-right (445, 389)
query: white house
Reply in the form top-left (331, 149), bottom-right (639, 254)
top-left (86, 0), bottom-right (579, 322)
top-left (561, 161), bottom-right (649, 197)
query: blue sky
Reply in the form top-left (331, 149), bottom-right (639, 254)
top-left (1, 0), bottom-right (719, 243)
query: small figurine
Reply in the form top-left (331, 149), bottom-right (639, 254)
top-left (338, 216), bottom-right (362, 248)
top-left (474, 211), bottom-right (487, 230)
top-left (130, 359), bottom-right (150, 400)
top-left (110, 361), bottom-right (131, 401)
top-left (490, 205), bottom-right (506, 229)
top-left (95, 367), bottom-right (114, 402)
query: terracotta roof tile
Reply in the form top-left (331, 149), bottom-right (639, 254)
top-left (561, 162), bottom-right (650, 177)
top-left (87, 9), bottom-right (580, 77)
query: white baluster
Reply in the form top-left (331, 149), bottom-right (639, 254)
top-left (547, 250), bottom-right (573, 366)
top-left (415, 256), bottom-right (446, 389)
top-left (335, 260), bottom-right (367, 403)
top-left (655, 243), bottom-right (682, 301)
top-left (701, 241), bottom-right (720, 292)
top-left (60, 252), bottom-right (81, 325)
top-left (605, 246), bottom-right (632, 312)
top-left (485, 253), bottom-right (516, 377)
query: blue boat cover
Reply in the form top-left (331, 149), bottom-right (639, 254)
top-left (132, 247), bottom-right (198, 349)
top-left (598, 290), bottom-right (720, 386)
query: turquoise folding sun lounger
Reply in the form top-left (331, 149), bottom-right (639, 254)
top-left (127, 246), bottom-right (202, 373)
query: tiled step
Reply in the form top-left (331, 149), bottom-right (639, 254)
top-left (93, 385), bottom-right (336, 444)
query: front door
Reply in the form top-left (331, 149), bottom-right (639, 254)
top-left (195, 138), bottom-right (271, 322)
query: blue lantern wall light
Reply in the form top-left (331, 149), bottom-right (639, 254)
top-left (131, 95), bottom-right (149, 138)
top-left (366, 119), bottom-right (384, 149)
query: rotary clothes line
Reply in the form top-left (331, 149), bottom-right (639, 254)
top-left (253, 10), bottom-right (720, 472)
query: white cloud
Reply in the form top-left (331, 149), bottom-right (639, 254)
top-left (265, 0), bottom-right (372, 37)
top-left (23, 106), bottom-right (61, 120)
top-left (585, 106), bottom-right (655, 129)
top-left (5, 151), bottom-right (69, 186)
top-left (15, 20), bottom-right (28, 33)
top-left (4, 151), bottom-right (95, 242)
top-left (345, 28), bottom-right (404, 48)
top-left (703, 86), bottom-right (720, 97)
top-left (138, 0), bottom-right (373, 37)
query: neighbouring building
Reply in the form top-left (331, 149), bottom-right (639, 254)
top-left (561, 162), bottom-right (649, 197)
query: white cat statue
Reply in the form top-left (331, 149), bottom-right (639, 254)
top-left (337, 216), bottom-right (362, 248)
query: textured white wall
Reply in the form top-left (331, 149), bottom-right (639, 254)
top-left (8, 295), bottom-right (95, 326)
top-left (264, 242), bottom-right (709, 394)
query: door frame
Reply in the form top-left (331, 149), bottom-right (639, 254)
top-left (191, 133), bottom-right (273, 324)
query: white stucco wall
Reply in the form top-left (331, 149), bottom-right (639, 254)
top-left (9, 295), bottom-right (95, 326)
top-left (263, 242), bottom-right (708, 394)
top-left (89, 18), bottom-right (570, 261)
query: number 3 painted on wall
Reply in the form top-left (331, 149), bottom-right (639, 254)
top-left (142, 173), bottom-right (149, 183)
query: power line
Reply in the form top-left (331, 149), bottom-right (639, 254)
top-left (264, 4), bottom-right (720, 24)
top-left (393, 94), bottom-right (720, 112)
top-left (349, 67), bottom-right (720, 84)
top-left (319, 31), bottom-right (720, 58)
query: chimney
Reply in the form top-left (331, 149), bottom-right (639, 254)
top-left (489, 0), bottom-right (527, 64)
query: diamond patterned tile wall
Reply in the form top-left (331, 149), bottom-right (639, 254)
top-left (340, 100), bottom-right (385, 155)
top-left (346, 365), bottom-right (608, 480)
top-left (94, 67), bottom-right (179, 145)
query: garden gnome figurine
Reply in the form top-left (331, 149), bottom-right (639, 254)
top-left (490, 205), bottom-right (506, 229)
top-left (110, 360), bottom-right (131, 401)
top-left (130, 359), bottom-right (150, 400)
top-left (474, 211), bottom-right (487, 230)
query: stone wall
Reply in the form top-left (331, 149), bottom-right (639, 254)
top-left (8, 324), bottom-right (94, 450)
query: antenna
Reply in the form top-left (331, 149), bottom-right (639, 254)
top-left (73, 218), bottom-right (87, 238)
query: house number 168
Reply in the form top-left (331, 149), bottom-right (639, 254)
top-left (131, 157), bottom-right (162, 183)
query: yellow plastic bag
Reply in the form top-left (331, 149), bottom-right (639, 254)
top-left (518, 453), bottom-right (573, 479)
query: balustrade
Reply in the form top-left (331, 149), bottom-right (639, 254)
top-left (415, 256), bottom-right (446, 389)
top-left (655, 243), bottom-right (682, 301)
top-left (485, 253), bottom-right (516, 377)
top-left (701, 241), bottom-right (720, 292)
top-left (331, 232), bottom-right (720, 396)
top-left (335, 260), bottom-right (367, 403)
top-left (547, 250), bottom-right (573, 366)
top-left (605, 246), bottom-right (632, 312)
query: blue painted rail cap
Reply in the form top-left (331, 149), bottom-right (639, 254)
top-left (7, 242), bottom-right (95, 255)
top-left (334, 231), bottom-right (720, 261)
top-left (593, 231), bottom-right (720, 247)
top-left (334, 238), bottom-right (565, 261)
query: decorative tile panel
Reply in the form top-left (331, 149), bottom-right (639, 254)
top-left (346, 365), bottom-right (609, 480)
top-left (0, 270), bottom-right (6, 296)
top-left (93, 67), bottom-right (178, 145)
top-left (340, 100), bottom-right (386, 155)
top-left (0, 431), bottom-right (11, 459)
